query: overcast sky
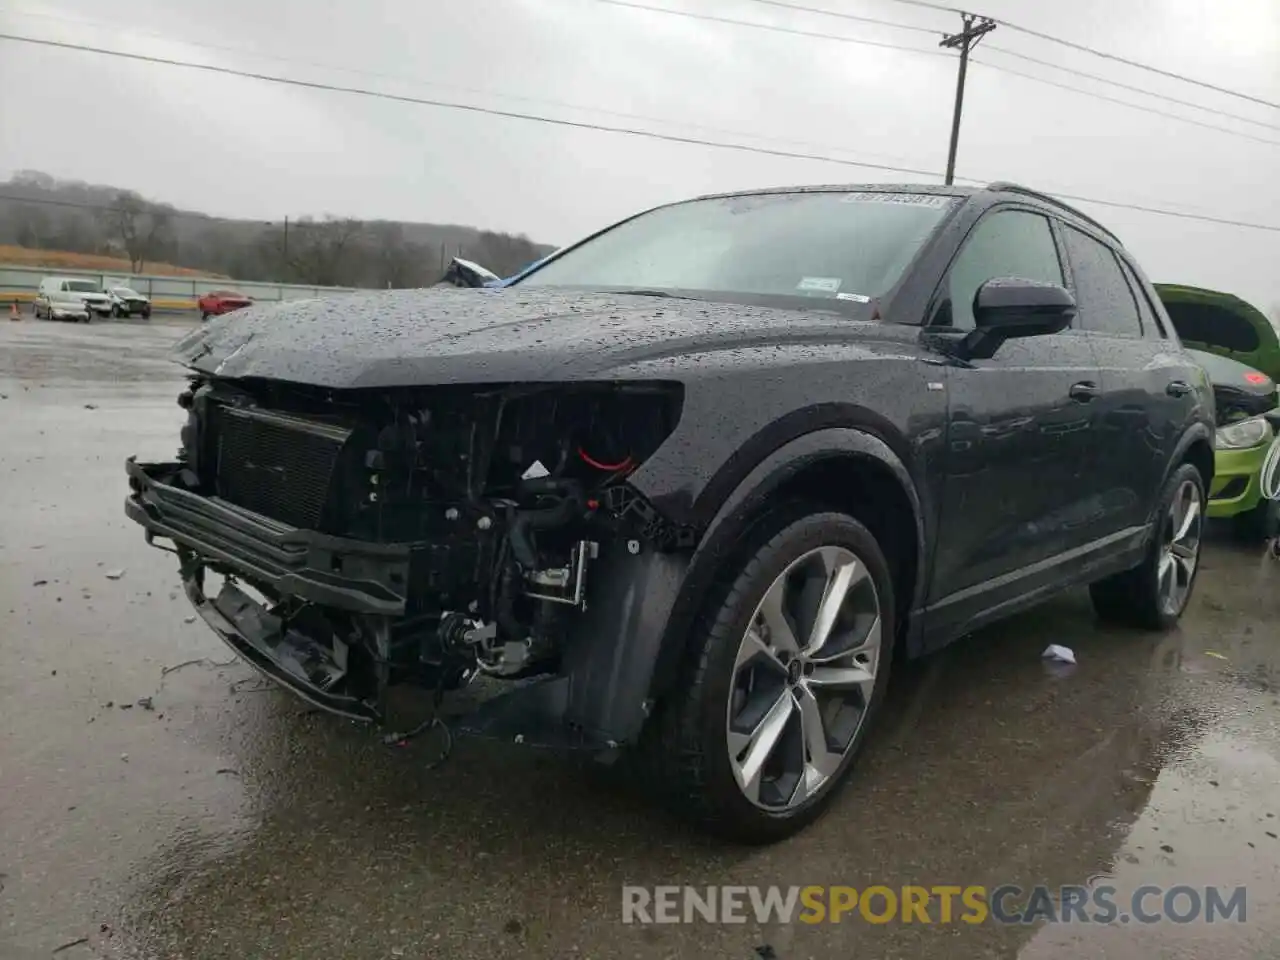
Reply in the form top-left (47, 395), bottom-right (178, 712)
top-left (0, 0), bottom-right (1277, 309)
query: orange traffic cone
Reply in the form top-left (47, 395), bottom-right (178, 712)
top-left (9, 300), bottom-right (20, 321)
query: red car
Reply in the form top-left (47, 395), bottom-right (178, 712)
top-left (197, 289), bottom-right (253, 321)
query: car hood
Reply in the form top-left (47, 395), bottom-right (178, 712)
top-left (172, 287), bottom-right (876, 388)
top-left (1185, 347), bottom-right (1276, 421)
top-left (1155, 283), bottom-right (1279, 373)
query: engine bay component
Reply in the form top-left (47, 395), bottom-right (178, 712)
top-left (524, 540), bottom-right (595, 607)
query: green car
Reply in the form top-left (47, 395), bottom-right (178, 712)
top-left (1156, 284), bottom-right (1280, 538)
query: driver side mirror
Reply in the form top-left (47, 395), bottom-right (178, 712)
top-left (955, 277), bottom-right (1077, 360)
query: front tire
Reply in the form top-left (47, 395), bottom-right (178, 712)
top-left (1091, 462), bottom-right (1205, 629)
top-left (647, 508), bottom-right (894, 844)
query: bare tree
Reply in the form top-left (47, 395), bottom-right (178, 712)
top-left (368, 222), bottom-right (429, 288)
top-left (13, 207), bottom-right (50, 248)
top-left (279, 216), bottom-right (367, 286)
top-left (470, 230), bottom-right (544, 279)
top-left (101, 190), bottom-right (174, 273)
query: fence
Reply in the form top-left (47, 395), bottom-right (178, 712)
top-left (0, 264), bottom-right (356, 312)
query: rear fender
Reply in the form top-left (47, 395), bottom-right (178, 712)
top-left (1150, 422), bottom-right (1215, 531)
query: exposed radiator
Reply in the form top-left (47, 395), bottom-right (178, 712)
top-left (210, 405), bottom-right (351, 528)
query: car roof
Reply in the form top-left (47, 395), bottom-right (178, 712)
top-left (686, 182), bottom-right (973, 203)
top-left (670, 181), bottom-right (1123, 246)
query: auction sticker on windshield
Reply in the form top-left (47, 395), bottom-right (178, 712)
top-left (840, 191), bottom-right (954, 207)
top-left (797, 276), bottom-right (843, 294)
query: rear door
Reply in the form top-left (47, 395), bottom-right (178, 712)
top-left (1061, 225), bottom-right (1204, 535)
top-left (925, 207), bottom-right (1105, 626)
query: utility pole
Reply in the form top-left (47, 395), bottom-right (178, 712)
top-left (283, 215), bottom-right (289, 263)
top-left (940, 13), bottom-right (996, 186)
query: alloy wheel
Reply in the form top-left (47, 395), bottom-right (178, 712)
top-left (726, 545), bottom-right (882, 811)
top-left (1158, 479), bottom-right (1202, 616)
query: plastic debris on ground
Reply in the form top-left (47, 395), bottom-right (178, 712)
top-left (1042, 644), bottom-right (1076, 665)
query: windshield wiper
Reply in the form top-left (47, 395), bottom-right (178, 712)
top-left (610, 289), bottom-right (696, 300)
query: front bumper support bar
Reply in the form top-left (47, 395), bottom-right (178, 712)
top-left (125, 457), bottom-right (411, 616)
top-left (183, 564), bottom-right (379, 723)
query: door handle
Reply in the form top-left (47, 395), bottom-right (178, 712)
top-left (1166, 380), bottom-right (1193, 397)
top-left (1069, 381), bottom-right (1099, 401)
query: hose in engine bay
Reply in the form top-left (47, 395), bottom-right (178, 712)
top-left (507, 477), bottom-right (585, 571)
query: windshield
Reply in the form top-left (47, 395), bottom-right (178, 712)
top-left (65, 280), bottom-right (99, 293)
top-left (113, 287), bottom-right (140, 297)
top-left (516, 190), bottom-right (958, 304)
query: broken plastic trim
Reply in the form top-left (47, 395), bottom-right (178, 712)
top-left (180, 555), bottom-right (380, 723)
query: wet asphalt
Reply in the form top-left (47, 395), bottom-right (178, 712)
top-left (1, 316), bottom-right (1278, 960)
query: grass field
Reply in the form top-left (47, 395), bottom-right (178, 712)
top-left (0, 245), bottom-right (225, 278)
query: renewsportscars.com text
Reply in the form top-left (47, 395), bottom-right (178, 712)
top-left (621, 884), bottom-right (1247, 925)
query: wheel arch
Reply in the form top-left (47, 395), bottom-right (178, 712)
top-left (1181, 433), bottom-right (1215, 493)
top-left (646, 425), bottom-right (925, 703)
top-left (1140, 422), bottom-right (1214, 538)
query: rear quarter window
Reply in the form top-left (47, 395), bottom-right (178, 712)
top-left (1116, 258), bottom-right (1166, 338)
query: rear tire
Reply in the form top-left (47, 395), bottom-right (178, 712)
top-left (643, 507), bottom-right (894, 844)
top-left (1091, 462), bottom-right (1205, 629)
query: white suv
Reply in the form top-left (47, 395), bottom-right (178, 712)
top-left (35, 277), bottom-right (111, 322)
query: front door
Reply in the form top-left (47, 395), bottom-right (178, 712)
top-left (924, 207), bottom-right (1104, 636)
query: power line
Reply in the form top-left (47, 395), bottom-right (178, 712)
top-left (982, 44), bottom-right (1280, 133)
top-left (992, 17), bottom-right (1280, 111)
top-left (969, 58), bottom-right (1280, 148)
top-left (596, 0), bottom-right (1280, 148)
top-left (2, 31), bottom-right (1278, 234)
top-left (861, 0), bottom-right (1280, 109)
top-left (701, 0), bottom-right (1280, 132)
top-left (0, 191), bottom-right (238, 222)
top-left (21, 1), bottom-right (1271, 166)
top-left (594, 0), bottom-right (948, 58)
top-left (0, 31), bottom-right (945, 179)
top-left (0, 5), bottom-right (930, 171)
top-left (736, 0), bottom-right (943, 35)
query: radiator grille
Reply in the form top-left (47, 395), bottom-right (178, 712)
top-left (211, 405), bottom-right (351, 528)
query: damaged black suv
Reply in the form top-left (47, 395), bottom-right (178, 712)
top-left (126, 182), bottom-right (1214, 843)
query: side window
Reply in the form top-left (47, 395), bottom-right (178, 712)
top-left (1062, 226), bottom-right (1143, 338)
top-left (1117, 257), bottom-right (1165, 338)
top-left (942, 210), bottom-right (1065, 330)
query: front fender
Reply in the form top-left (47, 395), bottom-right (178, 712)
top-left (645, 426), bottom-right (924, 704)
top-left (543, 427), bottom-right (924, 746)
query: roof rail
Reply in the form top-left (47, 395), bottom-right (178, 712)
top-left (985, 181), bottom-right (1122, 245)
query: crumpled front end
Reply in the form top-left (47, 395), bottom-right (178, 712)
top-left (125, 374), bottom-right (692, 744)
